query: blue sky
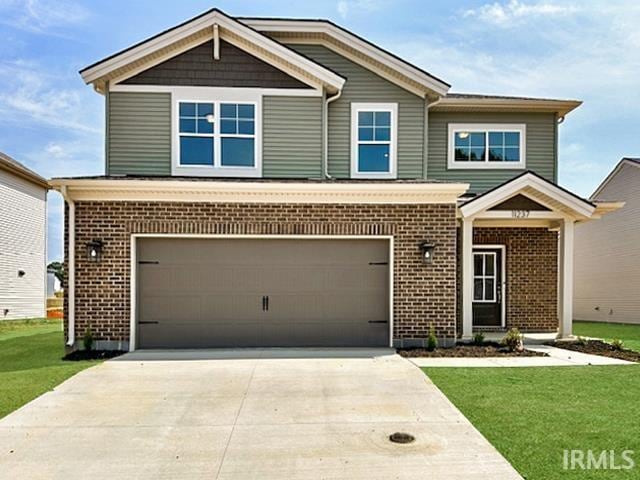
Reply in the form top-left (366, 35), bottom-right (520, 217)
top-left (0, 0), bottom-right (638, 262)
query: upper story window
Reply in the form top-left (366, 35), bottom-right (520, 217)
top-left (351, 103), bottom-right (397, 179)
top-left (220, 103), bottom-right (255, 167)
top-left (179, 102), bottom-right (215, 166)
top-left (448, 124), bottom-right (526, 170)
top-left (172, 90), bottom-right (261, 177)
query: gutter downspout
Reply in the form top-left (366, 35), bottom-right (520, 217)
top-left (423, 97), bottom-right (443, 179)
top-left (60, 186), bottom-right (75, 347)
top-left (555, 115), bottom-right (565, 184)
top-left (323, 88), bottom-right (342, 179)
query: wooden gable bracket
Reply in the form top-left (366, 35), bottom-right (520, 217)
top-left (213, 23), bottom-right (220, 60)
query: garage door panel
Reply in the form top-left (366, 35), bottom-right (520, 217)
top-left (138, 266), bottom-right (173, 294)
top-left (201, 294), bottom-right (263, 321)
top-left (137, 238), bottom-right (389, 348)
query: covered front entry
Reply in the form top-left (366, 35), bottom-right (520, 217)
top-left (135, 237), bottom-right (390, 349)
top-left (458, 172), bottom-right (619, 340)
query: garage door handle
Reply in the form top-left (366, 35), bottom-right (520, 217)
top-left (265, 295), bottom-right (269, 311)
top-left (139, 321), bottom-right (159, 325)
top-left (368, 320), bottom-right (388, 324)
top-left (369, 262), bottom-right (388, 266)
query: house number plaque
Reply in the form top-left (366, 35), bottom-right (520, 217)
top-left (511, 210), bottom-right (530, 218)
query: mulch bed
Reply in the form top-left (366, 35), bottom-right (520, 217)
top-left (63, 350), bottom-right (126, 361)
top-left (548, 340), bottom-right (640, 363)
top-left (398, 342), bottom-right (547, 358)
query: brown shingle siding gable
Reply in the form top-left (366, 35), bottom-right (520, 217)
top-left (122, 40), bottom-right (309, 88)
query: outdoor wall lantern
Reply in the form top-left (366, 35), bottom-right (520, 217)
top-left (419, 241), bottom-right (436, 264)
top-left (86, 240), bottom-right (104, 263)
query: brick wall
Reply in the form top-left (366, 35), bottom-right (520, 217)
top-left (64, 201), bottom-right (457, 348)
top-left (456, 227), bottom-right (558, 333)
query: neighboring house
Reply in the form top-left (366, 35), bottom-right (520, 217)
top-left (575, 158), bottom-right (639, 324)
top-left (0, 152), bottom-right (49, 320)
top-left (47, 271), bottom-right (61, 297)
top-left (49, 9), bottom-right (620, 351)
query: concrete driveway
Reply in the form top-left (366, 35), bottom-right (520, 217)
top-left (0, 349), bottom-right (521, 479)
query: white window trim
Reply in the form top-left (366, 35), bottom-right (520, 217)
top-left (350, 102), bottom-right (398, 179)
top-left (171, 87), bottom-right (262, 177)
top-left (447, 123), bottom-right (526, 170)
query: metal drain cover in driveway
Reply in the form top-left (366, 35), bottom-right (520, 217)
top-left (389, 432), bottom-right (415, 444)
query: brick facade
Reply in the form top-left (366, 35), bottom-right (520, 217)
top-left (64, 201), bottom-right (458, 349)
top-left (456, 227), bottom-right (558, 334)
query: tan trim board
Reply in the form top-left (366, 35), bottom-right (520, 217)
top-left (49, 179), bottom-right (469, 205)
top-left (459, 173), bottom-right (595, 219)
top-left (432, 97), bottom-right (582, 116)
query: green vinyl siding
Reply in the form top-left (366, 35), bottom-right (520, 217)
top-left (108, 92), bottom-right (171, 176)
top-left (428, 111), bottom-right (556, 193)
top-left (262, 96), bottom-right (322, 178)
top-left (289, 44), bottom-right (424, 179)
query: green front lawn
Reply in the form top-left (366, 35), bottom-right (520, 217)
top-left (574, 321), bottom-right (640, 352)
top-left (425, 366), bottom-right (640, 479)
top-left (0, 319), bottom-right (99, 419)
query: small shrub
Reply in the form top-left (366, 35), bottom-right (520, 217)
top-left (501, 328), bottom-right (523, 352)
top-left (576, 336), bottom-right (588, 346)
top-left (472, 332), bottom-right (485, 346)
top-left (611, 338), bottom-right (624, 350)
top-left (426, 325), bottom-right (438, 351)
top-left (83, 328), bottom-right (94, 351)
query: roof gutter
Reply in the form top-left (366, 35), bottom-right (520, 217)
top-left (323, 88), bottom-right (342, 179)
top-left (59, 186), bottom-right (75, 348)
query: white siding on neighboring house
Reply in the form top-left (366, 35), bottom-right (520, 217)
top-left (0, 169), bottom-right (47, 320)
top-left (574, 161), bottom-right (640, 324)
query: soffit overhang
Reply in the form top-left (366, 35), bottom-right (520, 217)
top-left (432, 97), bottom-right (582, 117)
top-left (240, 18), bottom-right (450, 99)
top-left (49, 178), bottom-right (469, 205)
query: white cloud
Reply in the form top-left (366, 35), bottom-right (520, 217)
top-left (0, 0), bottom-right (89, 34)
top-left (337, 0), bottom-right (383, 19)
top-left (463, 0), bottom-right (578, 26)
top-left (0, 60), bottom-right (101, 134)
top-left (387, 1), bottom-right (640, 196)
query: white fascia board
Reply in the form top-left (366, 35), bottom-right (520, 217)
top-left (459, 173), bottom-right (595, 219)
top-left (433, 98), bottom-right (582, 116)
top-left (49, 179), bottom-right (469, 205)
top-left (81, 11), bottom-right (345, 91)
top-left (243, 19), bottom-right (450, 96)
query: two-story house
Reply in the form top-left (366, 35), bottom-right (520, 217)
top-left (50, 9), bottom-right (620, 351)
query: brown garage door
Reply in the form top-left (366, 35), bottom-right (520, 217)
top-left (136, 238), bottom-right (390, 348)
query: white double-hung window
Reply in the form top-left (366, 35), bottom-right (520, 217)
top-left (173, 89), bottom-right (261, 177)
top-left (448, 124), bottom-right (526, 169)
top-left (351, 103), bottom-right (397, 179)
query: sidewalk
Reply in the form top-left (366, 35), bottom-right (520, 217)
top-left (409, 344), bottom-right (634, 368)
